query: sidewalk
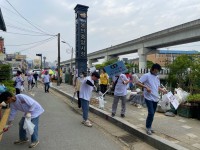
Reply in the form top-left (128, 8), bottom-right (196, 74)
top-left (50, 82), bottom-right (200, 150)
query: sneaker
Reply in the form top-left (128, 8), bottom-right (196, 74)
top-left (29, 141), bottom-right (39, 148)
top-left (111, 113), bottom-right (115, 117)
top-left (146, 129), bottom-right (152, 135)
top-left (81, 120), bottom-right (86, 124)
top-left (14, 139), bottom-right (29, 144)
top-left (84, 120), bottom-right (93, 127)
top-left (121, 114), bottom-right (125, 118)
top-left (151, 129), bottom-right (155, 133)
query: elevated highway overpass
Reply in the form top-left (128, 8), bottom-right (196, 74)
top-left (61, 19), bottom-right (200, 71)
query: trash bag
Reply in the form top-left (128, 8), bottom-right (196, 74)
top-left (23, 118), bottom-right (35, 135)
top-left (174, 88), bottom-right (189, 103)
top-left (159, 94), bottom-right (171, 111)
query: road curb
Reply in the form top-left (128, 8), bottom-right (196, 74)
top-left (51, 86), bottom-right (188, 150)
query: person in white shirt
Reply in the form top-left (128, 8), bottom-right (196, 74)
top-left (111, 73), bottom-right (129, 118)
top-left (0, 91), bottom-right (44, 148)
top-left (74, 72), bottom-right (87, 108)
top-left (27, 73), bottom-right (34, 91)
top-left (14, 70), bottom-right (23, 95)
top-left (136, 63), bottom-right (167, 135)
top-left (42, 71), bottom-right (50, 93)
top-left (79, 71), bottom-right (100, 127)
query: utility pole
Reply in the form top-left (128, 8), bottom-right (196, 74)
top-left (43, 56), bottom-right (46, 69)
top-left (36, 53), bottom-right (42, 70)
top-left (70, 47), bottom-right (73, 73)
top-left (57, 33), bottom-right (61, 86)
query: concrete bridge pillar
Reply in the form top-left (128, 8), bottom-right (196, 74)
top-left (138, 47), bottom-right (151, 71)
top-left (104, 55), bottom-right (114, 61)
top-left (88, 59), bottom-right (98, 68)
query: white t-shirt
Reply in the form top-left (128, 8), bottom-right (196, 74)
top-left (15, 76), bottom-right (23, 89)
top-left (43, 74), bottom-right (50, 83)
top-left (139, 72), bottom-right (160, 102)
top-left (79, 76), bottom-right (94, 101)
top-left (112, 74), bottom-right (128, 96)
top-left (9, 94), bottom-right (44, 121)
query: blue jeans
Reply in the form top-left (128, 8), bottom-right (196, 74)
top-left (81, 98), bottom-right (89, 121)
top-left (19, 116), bottom-right (39, 142)
top-left (44, 82), bottom-right (49, 92)
top-left (145, 99), bottom-right (158, 129)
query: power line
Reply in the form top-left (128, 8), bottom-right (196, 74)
top-left (3, 14), bottom-right (38, 31)
top-left (5, 0), bottom-right (56, 36)
top-left (5, 36), bottom-right (57, 46)
top-left (17, 36), bottom-right (56, 52)
top-left (6, 24), bottom-right (52, 35)
top-left (0, 30), bottom-right (54, 36)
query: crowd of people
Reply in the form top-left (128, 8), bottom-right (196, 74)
top-left (73, 64), bottom-right (167, 136)
top-left (0, 63), bottom-right (168, 148)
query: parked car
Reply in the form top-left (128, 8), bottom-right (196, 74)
top-left (12, 67), bottom-right (21, 76)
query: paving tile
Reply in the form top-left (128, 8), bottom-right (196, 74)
top-left (138, 118), bottom-right (145, 121)
top-left (186, 133), bottom-right (198, 138)
top-left (178, 119), bottom-right (186, 123)
top-left (192, 143), bottom-right (200, 149)
top-left (182, 125), bottom-right (192, 129)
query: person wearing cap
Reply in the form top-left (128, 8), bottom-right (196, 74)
top-left (79, 71), bottom-right (100, 127)
top-left (136, 63), bottom-right (167, 135)
top-left (14, 70), bottom-right (23, 95)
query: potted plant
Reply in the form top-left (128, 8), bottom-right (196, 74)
top-left (187, 94), bottom-right (200, 120)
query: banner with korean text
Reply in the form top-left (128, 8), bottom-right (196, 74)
top-left (104, 61), bottom-right (128, 77)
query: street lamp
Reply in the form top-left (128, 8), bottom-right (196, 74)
top-left (43, 56), bottom-right (46, 69)
top-left (36, 53), bottom-right (42, 69)
top-left (61, 41), bottom-right (73, 73)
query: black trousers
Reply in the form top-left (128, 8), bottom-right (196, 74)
top-left (16, 88), bottom-right (20, 95)
top-left (100, 84), bottom-right (107, 94)
top-left (77, 91), bottom-right (81, 108)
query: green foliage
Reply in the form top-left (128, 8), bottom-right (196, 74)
top-left (0, 64), bottom-right (12, 81)
top-left (167, 54), bottom-right (200, 93)
top-left (147, 61), bottom-right (154, 69)
top-left (187, 94), bottom-right (200, 102)
top-left (1, 80), bottom-right (15, 94)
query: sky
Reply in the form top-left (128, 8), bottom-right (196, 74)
top-left (1, 0), bottom-right (200, 63)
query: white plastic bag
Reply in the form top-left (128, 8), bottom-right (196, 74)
top-left (23, 118), bottom-right (35, 135)
top-left (20, 85), bottom-right (25, 92)
top-left (175, 88), bottom-right (189, 103)
top-left (159, 94), bottom-right (171, 111)
top-left (49, 82), bottom-right (52, 87)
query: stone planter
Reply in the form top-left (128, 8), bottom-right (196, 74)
top-left (177, 103), bottom-right (198, 118)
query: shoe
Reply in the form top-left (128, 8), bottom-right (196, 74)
top-left (81, 120), bottom-right (86, 124)
top-left (14, 139), bottom-right (29, 144)
top-left (146, 129), bottom-right (152, 135)
top-left (29, 141), bottom-right (39, 148)
top-left (151, 129), bottom-right (155, 133)
top-left (84, 120), bottom-right (93, 127)
top-left (121, 114), bottom-right (125, 118)
top-left (111, 113), bottom-right (115, 117)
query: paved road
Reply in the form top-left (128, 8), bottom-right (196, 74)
top-left (0, 84), bottom-right (124, 150)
